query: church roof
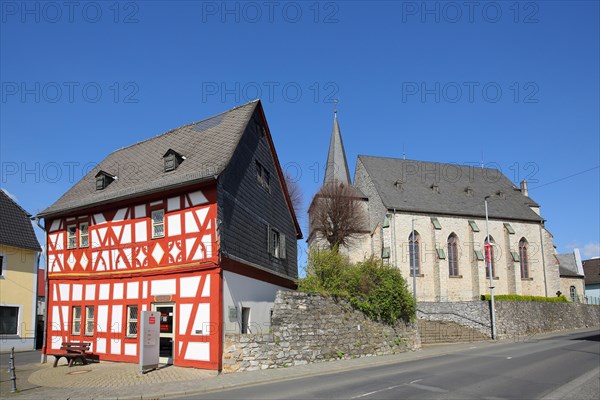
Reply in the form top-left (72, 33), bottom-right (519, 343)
top-left (0, 190), bottom-right (41, 252)
top-left (557, 253), bottom-right (584, 278)
top-left (357, 155), bottom-right (543, 222)
top-left (324, 113), bottom-right (351, 185)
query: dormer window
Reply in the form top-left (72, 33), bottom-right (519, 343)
top-left (95, 171), bottom-right (116, 190)
top-left (163, 149), bottom-right (185, 172)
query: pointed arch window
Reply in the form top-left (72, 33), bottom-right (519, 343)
top-left (519, 238), bottom-right (529, 279)
top-left (448, 234), bottom-right (459, 276)
top-left (484, 236), bottom-right (496, 278)
top-left (409, 231), bottom-right (420, 276)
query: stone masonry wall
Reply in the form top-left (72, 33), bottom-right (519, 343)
top-left (222, 291), bottom-right (420, 373)
top-left (417, 301), bottom-right (600, 342)
top-left (494, 301), bottom-right (600, 338)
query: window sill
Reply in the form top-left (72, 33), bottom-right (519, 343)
top-left (151, 235), bottom-right (165, 240)
top-left (410, 274), bottom-right (425, 278)
top-left (449, 275), bottom-right (463, 279)
top-left (521, 277), bottom-right (533, 281)
top-left (486, 277), bottom-right (500, 280)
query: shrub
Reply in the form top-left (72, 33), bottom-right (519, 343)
top-left (299, 249), bottom-right (416, 324)
top-left (480, 294), bottom-right (569, 303)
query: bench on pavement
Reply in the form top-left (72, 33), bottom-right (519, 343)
top-left (53, 342), bottom-right (92, 367)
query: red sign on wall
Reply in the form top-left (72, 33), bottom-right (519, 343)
top-left (149, 316), bottom-right (156, 325)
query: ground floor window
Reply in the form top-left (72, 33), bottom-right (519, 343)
top-left (570, 286), bottom-right (577, 302)
top-left (127, 305), bottom-right (138, 337)
top-left (0, 306), bottom-right (19, 334)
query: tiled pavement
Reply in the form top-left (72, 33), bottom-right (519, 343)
top-left (1, 328), bottom-right (596, 400)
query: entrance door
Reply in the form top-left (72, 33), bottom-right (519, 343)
top-left (152, 303), bottom-right (175, 364)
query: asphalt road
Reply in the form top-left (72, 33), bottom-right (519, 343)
top-left (193, 330), bottom-right (600, 400)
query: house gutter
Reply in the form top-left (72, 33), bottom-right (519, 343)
top-left (33, 217), bottom-right (48, 363)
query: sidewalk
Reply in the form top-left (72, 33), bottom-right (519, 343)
top-left (1, 327), bottom-right (597, 400)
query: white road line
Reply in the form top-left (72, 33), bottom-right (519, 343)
top-left (409, 383), bottom-right (449, 393)
top-left (350, 379), bottom-right (423, 398)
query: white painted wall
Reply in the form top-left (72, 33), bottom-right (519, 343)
top-left (222, 271), bottom-right (289, 335)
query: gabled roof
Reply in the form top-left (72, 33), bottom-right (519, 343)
top-left (0, 190), bottom-right (41, 252)
top-left (38, 100), bottom-right (302, 238)
top-left (324, 113), bottom-right (351, 185)
top-left (357, 155), bottom-right (543, 222)
top-left (583, 258), bottom-right (600, 285)
top-left (557, 253), bottom-right (584, 278)
top-left (39, 101), bottom-right (259, 217)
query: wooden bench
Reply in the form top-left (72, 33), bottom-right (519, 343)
top-left (53, 342), bottom-right (92, 367)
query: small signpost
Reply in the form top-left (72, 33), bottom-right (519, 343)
top-left (139, 310), bottom-right (160, 374)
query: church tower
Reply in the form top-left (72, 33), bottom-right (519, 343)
top-left (323, 110), bottom-right (351, 186)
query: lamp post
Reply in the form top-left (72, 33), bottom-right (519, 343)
top-left (484, 196), bottom-right (497, 340)
top-left (412, 217), bottom-right (416, 301)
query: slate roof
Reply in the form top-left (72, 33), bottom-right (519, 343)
top-left (583, 258), bottom-right (600, 285)
top-left (557, 253), bottom-right (584, 277)
top-left (39, 101), bottom-right (260, 217)
top-left (358, 156), bottom-right (543, 222)
top-left (324, 113), bottom-right (352, 185)
top-left (0, 190), bottom-right (42, 251)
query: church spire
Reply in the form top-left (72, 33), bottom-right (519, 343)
top-left (324, 104), bottom-right (351, 186)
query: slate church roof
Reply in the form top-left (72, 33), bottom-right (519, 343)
top-left (324, 112), bottom-right (352, 186)
top-left (0, 190), bottom-right (42, 251)
top-left (358, 155), bottom-right (543, 222)
top-left (39, 101), bottom-right (259, 218)
top-left (557, 252), bottom-right (584, 278)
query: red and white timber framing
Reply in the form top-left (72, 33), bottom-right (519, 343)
top-left (45, 186), bottom-right (223, 370)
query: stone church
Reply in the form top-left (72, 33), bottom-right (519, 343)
top-left (308, 112), bottom-right (561, 302)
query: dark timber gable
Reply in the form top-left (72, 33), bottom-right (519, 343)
top-left (217, 108), bottom-right (298, 280)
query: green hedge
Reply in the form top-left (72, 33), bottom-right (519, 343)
top-left (480, 294), bottom-right (569, 303)
top-left (299, 248), bottom-right (416, 324)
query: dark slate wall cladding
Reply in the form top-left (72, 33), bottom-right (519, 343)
top-left (218, 111), bottom-right (297, 279)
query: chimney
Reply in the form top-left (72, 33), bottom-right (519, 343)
top-left (520, 180), bottom-right (529, 197)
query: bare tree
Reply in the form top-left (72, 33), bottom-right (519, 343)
top-left (310, 183), bottom-right (367, 250)
top-left (284, 174), bottom-right (303, 217)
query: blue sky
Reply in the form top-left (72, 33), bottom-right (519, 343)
top-left (1, 1), bottom-right (599, 268)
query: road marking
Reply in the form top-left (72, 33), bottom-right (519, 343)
top-left (506, 357), bottom-right (512, 359)
top-left (351, 384), bottom-right (408, 398)
top-left (351, 379), bottom-right (423, 398)
top-left (409, 383), bottom-right (449, 393)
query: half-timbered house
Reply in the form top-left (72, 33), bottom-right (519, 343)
top-left (37, 100), bottom-right (301, 370)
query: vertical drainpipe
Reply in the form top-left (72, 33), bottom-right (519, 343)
top-left (34, 217), bottom-right (48, 363)
top-left (391, 208), bottom-right (397, 267)
top-left (538, 222), bottom-right (548, 297)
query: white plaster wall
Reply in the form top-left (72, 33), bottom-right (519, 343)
top-left (222, 271), bottom-right (289, 335)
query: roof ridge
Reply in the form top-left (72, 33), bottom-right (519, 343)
top-left (108, 100), bottom-right (260, 156)
top-left (358, 154), bottom-right (505, 174)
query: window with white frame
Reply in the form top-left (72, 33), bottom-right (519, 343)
top-left (0, 306), bottom-right (19, 335)
top-left (67, 225), bottom-right (77, 249)
top-left (151, 210), bottom-right (165, 238)
top-left (267, 226), bottom-right (286, 259)
top-left (79, 222), bottom-right (89, 248)
top-left (85, 306), bottom-right (95, 335)
top-left (72, 306), bottom-right (82, 335)
top-left (126, 305), bottom-right (138, 337)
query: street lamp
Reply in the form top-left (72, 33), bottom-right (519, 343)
top-left (412, 217), bottom-right (416, 301)
top-left (484, 196), bottom-right (497, 340)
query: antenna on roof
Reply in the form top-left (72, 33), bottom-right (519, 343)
top-left (333, 98), bottom-right (338, 117)
top-left (403, 144), bottom-right (406, 160)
